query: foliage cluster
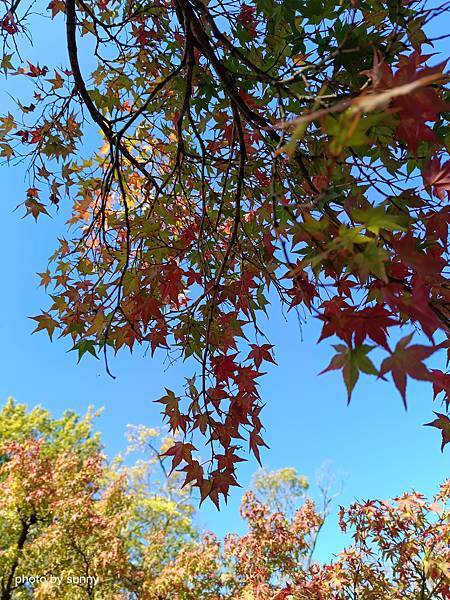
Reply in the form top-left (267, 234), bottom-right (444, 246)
top-left (1, 0), bottom-right (450, 502)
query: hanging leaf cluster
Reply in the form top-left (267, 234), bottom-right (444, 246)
top-left (1, 0), bottom-right (450, 504)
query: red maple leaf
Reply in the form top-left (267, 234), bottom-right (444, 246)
top-left (407, 276), bottom-right (442, 339)
top-left (211, 353), bottom-right (238, 382)
top-left (238, 3), bottom-right (257, 37)
top-left (364, 51), bottom-right (448, 153)
top-left (319, 301), bottom-right (396, 351)
top-left (147, 325), bottom-right (168, 355)
top-left (27, 61), bottom-right (48, 77)
top-left (246, 344), bottom-right (276, 369)
top-left (422, 158), bottom-right (450, 200)
top-left (430, 369), bottom-right (450, 410)
top-left (425, 207), bottom-right (449, 245)
top-left (1, 12), bottom-right (18, 34)
top-left (249, 430), bottom-right (268, 465)
top-left (234, 366), bottom-right (262, 394)
top-left (380, 333), bottom-right (435, 407)
top-left (180, 459), bottom-right (204, 488)
top-left (161, 441), bottom-right (197, 473)
top-left (351, 306), bottom-right (397, 351)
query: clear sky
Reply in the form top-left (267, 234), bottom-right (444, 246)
top-left (0, 5), bottom-right (448, 563)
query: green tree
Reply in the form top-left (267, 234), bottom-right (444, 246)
top-left (252, 467), bottom-right (309, 516)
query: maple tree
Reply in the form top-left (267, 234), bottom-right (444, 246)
top-left (1, 0), bottom-right (450, 503)
top-left (221, 481), bottom-right (450, 600)
top-left (0, 398), bottom-right (448, 599)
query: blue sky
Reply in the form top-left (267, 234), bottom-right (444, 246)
top-left (0, 4), bottom-right (448, 563)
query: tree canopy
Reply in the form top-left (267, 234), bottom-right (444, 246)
top-left (1, 0), bottom-right (450, 503)
top-left (0, 398), bottom-right (448, 599)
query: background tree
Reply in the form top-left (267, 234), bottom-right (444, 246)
top-left (252, 467), bottom-right (309, 516)
top-left (0, 398), bottom-right (448, 598)
top-left (0, 399), bottom-right (198, 598)
top-left (0, 0), bottom-right (450, 503)
top-left (221, 478), bottom-right (450, 599)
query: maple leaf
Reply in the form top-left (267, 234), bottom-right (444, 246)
top-left (30, 313), bottom-right (58, 340)
top-left (199, 477), bottom-right (219, 507)
top-left (430, 369), bottom-right (450, 410)
top-left (0, 142), bottom-right (13, 159)
top-left (380, 334), bottom-right (435, 408)
top-left (422, 158), bottom-right (450, 200)
top-left (425, 207), bottom-right (449, 245)
top-left (47, 0), bottom-right (65, 17)
top-left (147, 326), bottom-right (168, 356)
top-left (249, 430), bottom-right (268, 465)
top-left (207, 386), bottom-right (228, 410)
top-left (37, 270), bottom-right (52, 290)
top-left (352, 206), bottom-right (408, 235)
top-left (1, 13), bottom-right (18, 35)
top-left (157, 388), bottom-right (188, 433)
top-left (70, 339), bottom-right (99, 362)
top-left (407, 276), bottom-right (442, 339)
top-left (24, 197), bottom-right (49, 221)
top-left (285, 263), bottom-right (318, 309)
top-left (425, 412), bottom-right (450, 451)
top-left (288, 275), bottom-right (318, 310)
top-left (321, 344), bottom-right (378, 402)
top-left (180, 459), bottom-right (203, 488)
top-left (391, 232), bottom-right (446, 276)
top-left (26, 61), bottom-right (48, 77)
top-left (234, 367), bottom-right (262, 394)
top-left (212, 470), bottom-right (240, 504)
top-left (361, 51), bottom-right (449, 152)
top-left (211, 353), bottom-right (238, 382)
top-left (390, 54), bottom-right (448, 152)
top-left (48, 70), bottom-right (64, 90)
top-left (319, 302), bottom-right (396, 351)
top-left (161, 441), bottom-right (197, 473)
top-left (246, 344), bottom-right (276, 369)
top-left (352, 306), bottom-right (397, 351)
top-left (139, 295), bottom-right (162, 324)
top-left (216, 448), bottom-right (245, 472)
top-left (396, 119), bottom-right (437, 154)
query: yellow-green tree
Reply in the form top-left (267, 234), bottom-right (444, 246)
top-left (0, 399), bottom-right (200, 599)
